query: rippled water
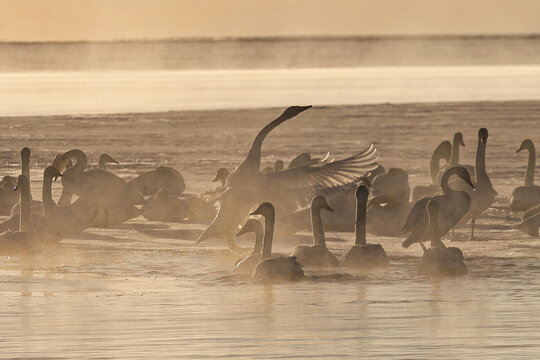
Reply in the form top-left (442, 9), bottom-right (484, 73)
top-left (0, 102), bottom-right (538, 358)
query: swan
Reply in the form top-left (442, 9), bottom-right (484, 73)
top-left (510, 139), bottom-right (540, 211)
top-left (142, 188), bottom-right (189, 222)
top-left (513, 203), bottom-right (540, 237)
top-left (196, 106), bottom-right (378, 249)
top-left (290, 196), bottom-right (339, 267)
top-left (459, 128), bottom-right (497, 240)
top-left (402, 166), bottom-right (474, 248)
top-left (418, 200), bottom-right (467, 277)
top-left (232, 219), bottom-right (264, 274)
top-left (0, 175), bottom-right (42, 255)
top-left (250, 202), bottom-right (304, 282)
top-left (129, 166), bottom-right (186, 196)
top-left (53, 149), bottom-right (144, 226)
top-left (10, 148), bottom-right (43, 215)
top-left (411, 140), bottom-right (452, 202)
top-left (57, 152), bottom-right (120, 207)
top-left (212, 168), bottom-right (230, 188)
top-left (438, 132), bottom-right (475, 182)
top-left (344, 185), bottom-right (389, 268)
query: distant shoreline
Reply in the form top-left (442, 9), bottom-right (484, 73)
top-left (2, 33), bottom-right (540, 45)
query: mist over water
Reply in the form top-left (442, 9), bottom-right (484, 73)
top-left (1, 37), bottom-right (540, 358)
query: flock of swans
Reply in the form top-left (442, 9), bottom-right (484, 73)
top-left (0, 106), bottom-right (539, 282)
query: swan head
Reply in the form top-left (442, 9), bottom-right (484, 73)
top-left (274, 160), bottom-right (284, 171)
top-left (281, 105), bottom-right (312, 119)
top-left (454, 132), bottom-right (465, 147)
top-left (250, 202), bottom-right (275, 218)
top-left (311, 195), bottom-right (334, 212)
top-left (386, 168), bottom-right (409, 181)
top-left (236, 219), bottom-right (263, 237)
top-left (21, 147), bottom-right (31, 159)
top-left (212, 168), bottom-right (230, 183)
top-left (99, 153), bottom-right (119, 166)
top-left (517, 139), bottom-right (534, 153)
top-left (478, 128), bottom-right (488, 143)
top-left (44, 166), bottom-right (63, 181)
top-left (356, 185), bottom-right (369, 201)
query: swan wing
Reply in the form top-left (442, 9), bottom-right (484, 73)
top-left (264, 144), bottom-right (378, 209)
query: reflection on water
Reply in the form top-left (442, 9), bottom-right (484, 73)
top-left (2, 66), bottom-right (540, 116)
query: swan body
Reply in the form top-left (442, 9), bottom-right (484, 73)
top-left (367, 194), bottom-right (411, 237)
top-left (371, 168), bottom-right (410, 201)
top-left (291, 196), bottom-right (338, 267)
top-left (130, 166), bottom-right (185, 196)
top-left (0, 175), bottom-right (42, 256)
top-left (196, 106), bottom-right (378, 249)
top-left (0, 176), bottom-right (19, 215)
top-left (510, 139), bottom-right (540, 211)
top-left (513, 203), bottom-right (540, 237)
top-left (418, 200), bottom-right (467, 277)
top-left (402, 167), bottom-right (474, 248)
top-left (142, 188), bottom-right (189, 222)
top-left (411, 140), bottom-right (452, 202)
top-left (250, 202), bottom-right (304, 282)
top-left (344, 186), bottom-right (389, 268)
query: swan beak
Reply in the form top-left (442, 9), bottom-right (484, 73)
top-left (236, 227), bottom-right (249, 237)
top-left (516, 146), bottom-right (523, 153)
top-left (460, 139), bottom-right (465, 147)
top-left (212, 175), bottom-right (219, 183)
top-left (360, 176), bottom-right (372, 187)
top-left (325, 205), bottom-right (335, 212)
top-left (249, 210), bottom-right (259, 216)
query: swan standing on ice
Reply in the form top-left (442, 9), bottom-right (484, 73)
top-left (402, 167), bottom-right (474, 249)
top-left (418, 200), bottom-right (467, 277)
top-left (510, 139), bottom-right (540, 212)
top-left (250, 202), bottom-right (304, 282)
top-left (344, 185), bottom-right (389, 268)
top-left (291, 196), bottom-right (338, 267)
top-left (196, 106), bottom-right (378, 249)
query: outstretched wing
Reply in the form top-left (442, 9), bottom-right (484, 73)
top-left (264, 145), bottom-right (378, 210)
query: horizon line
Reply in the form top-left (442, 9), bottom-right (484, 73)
top-left (2, 33), bottom-right (540, 45)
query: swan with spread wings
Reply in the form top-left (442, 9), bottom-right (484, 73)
top-left (196, 106), bottom-right (379, 249)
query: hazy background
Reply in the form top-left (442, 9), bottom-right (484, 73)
top-left (2, 0), bottom-right (540, 41)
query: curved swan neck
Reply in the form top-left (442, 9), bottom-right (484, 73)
top-left (311, 203), bottom-right (326, 247)
top-left (355, 194), bottom-right (368, 246)
top-left (449, 136), bottom-right (461, 166)
top-left (525, 144), bottom-right (536, 187)
top-left (63, 150), bottom-right (88, 176)
top-left (250, 227), bottom-right (264, 256)
top-left (42, 172), bottom-right (57, 216)
top-left (18, 176), bottom-right (33, 232)
top-left (430, 146), bottom-right (446, 185)
top-left (440, 169), bottom-right (457, 194)
top-left (261, 211), bottom-right (275, 260)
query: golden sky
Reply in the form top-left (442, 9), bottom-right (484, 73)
top-left (1, 0), bottom-right (540, 41)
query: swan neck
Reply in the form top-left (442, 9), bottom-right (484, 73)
top-left (311, 205), bottom-right (326, 247)
top-left (440, 170), bottom-right (454, 194)
top-left (355, 195), bottom-right (367, 246)
top-left (250, 228), bottom-right (264, 256)
top-left (20, 182), bottom-right (33, 233)
top-left (525, 146), bottom-right (536, 187)
top-left (429, 149), bottom-right (443, 185)
top-left (42, 173), bottom-right (57, 216)
top-left (261, 214), bottom-right (275, 260)
top-left (475, 139), bottom-right (487, 180)
top-left (429, 212), bottom-right (443, 249)
top-left (65, 150), bottom-right (88, 176)
top-left (449, 138), bottom-right (460, 166)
